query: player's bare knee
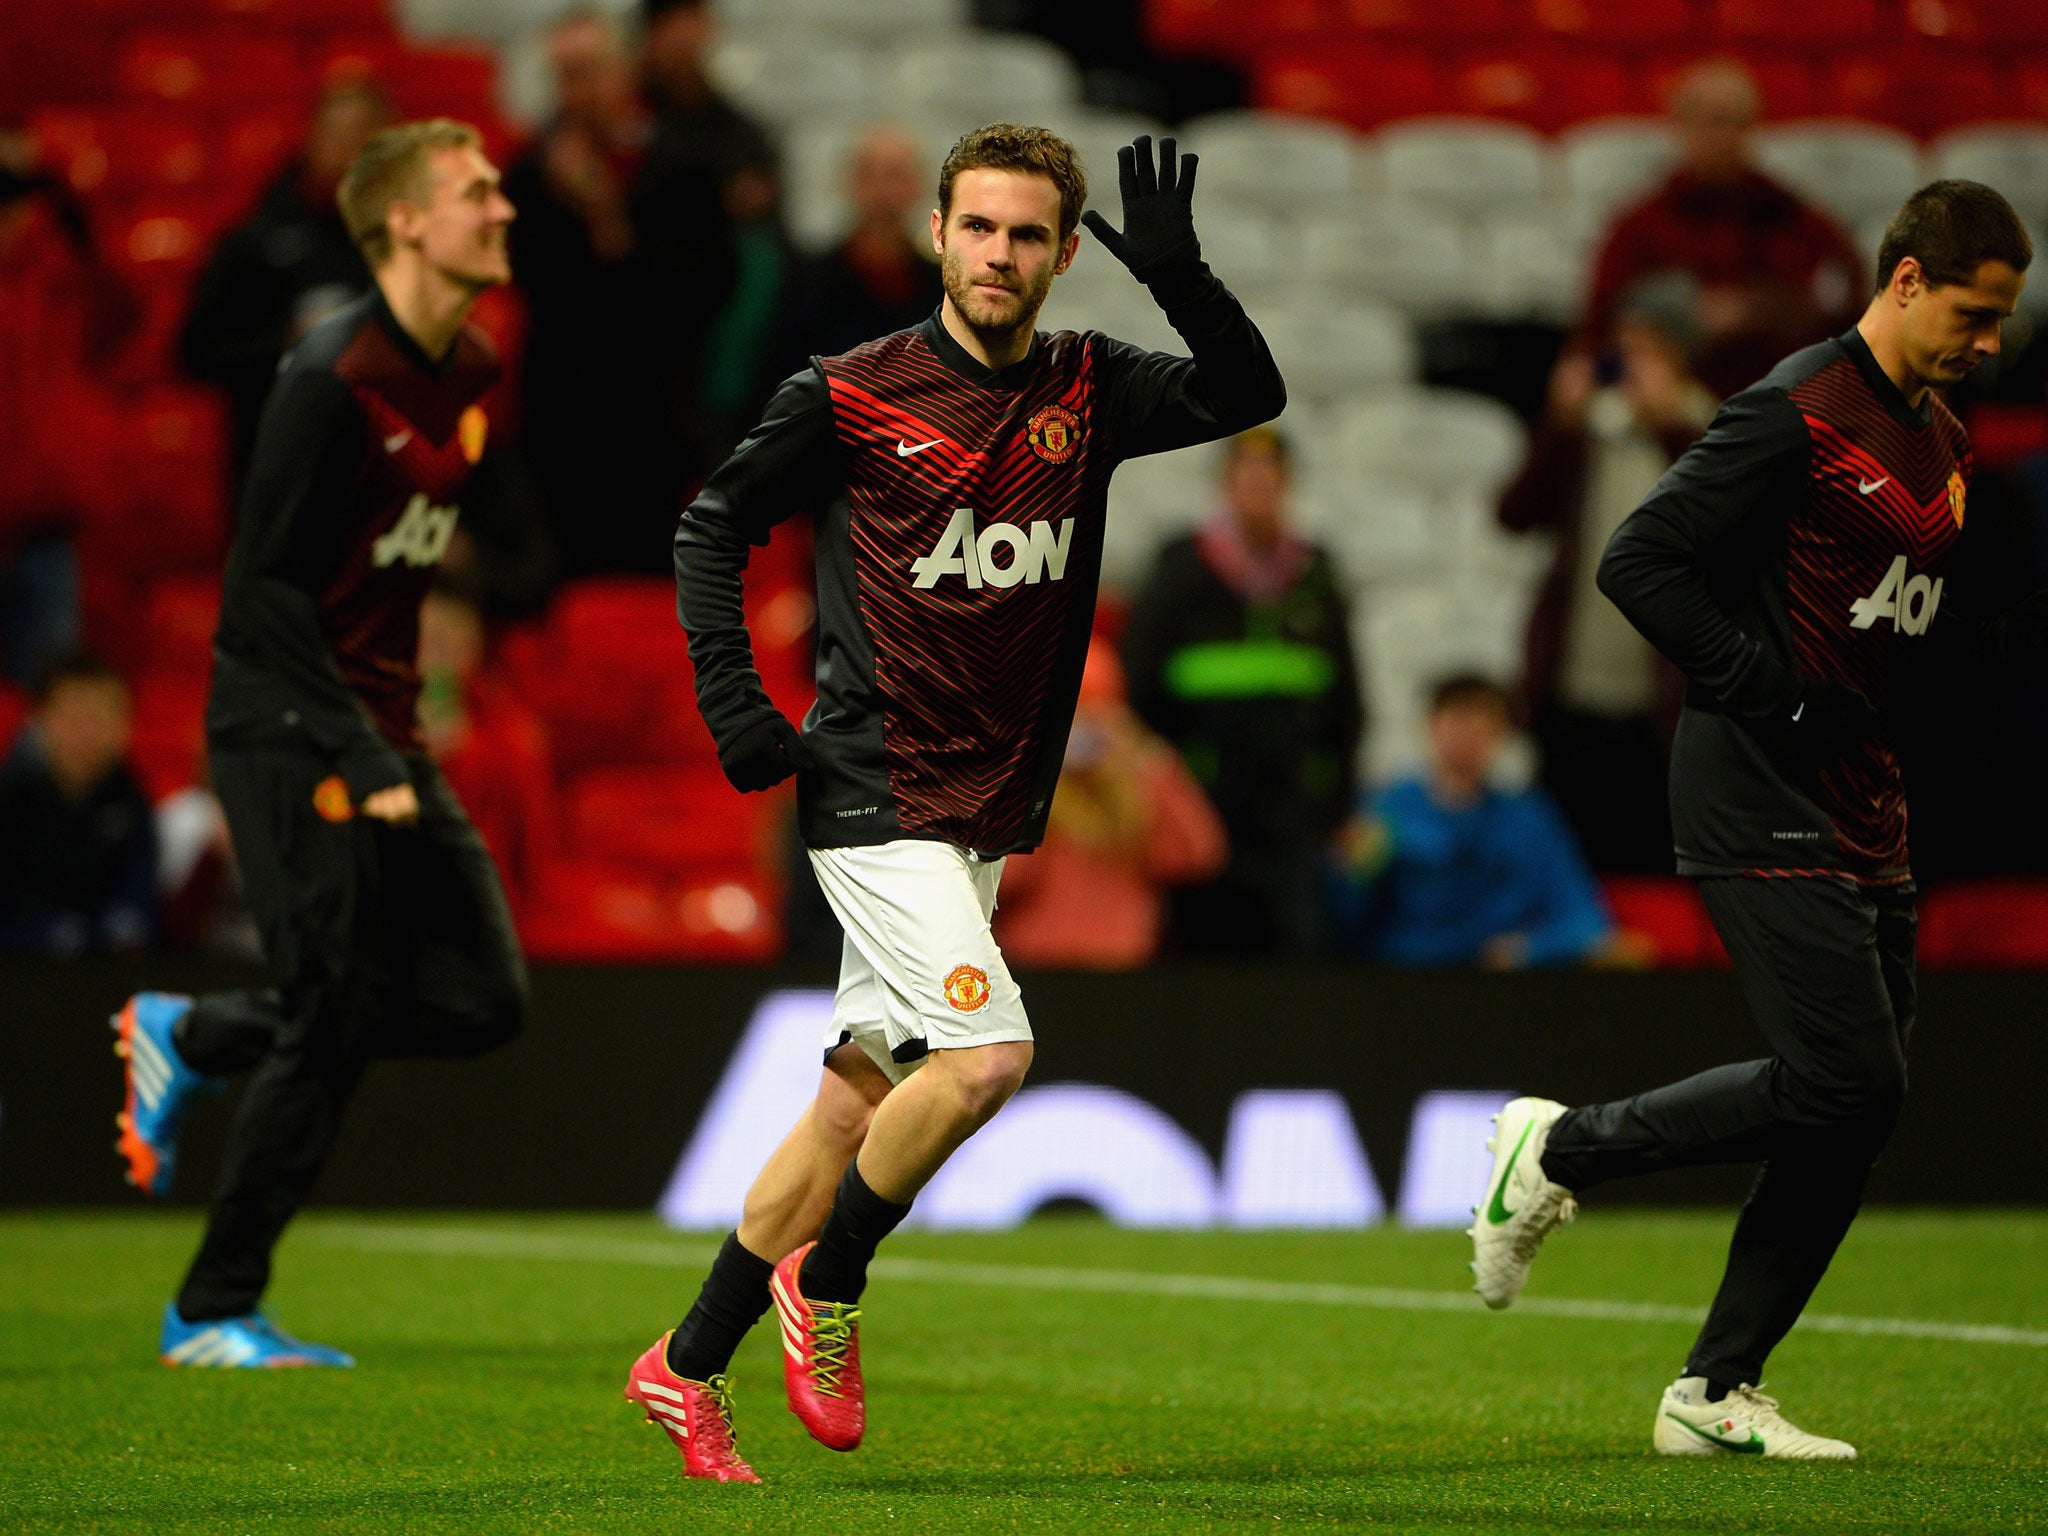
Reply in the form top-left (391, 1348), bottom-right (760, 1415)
top-left (943, 1040), bottom-right (1033, 1123)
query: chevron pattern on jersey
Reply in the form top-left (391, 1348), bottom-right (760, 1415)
top-left (823, 329), bottom-right (1110, 852)
top-left (1785, 356), bottom-right (1970, 878)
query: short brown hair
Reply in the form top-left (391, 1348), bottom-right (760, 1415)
top-left (336, 118), bottom-right (481, 266)
top-left (937, 123), bottom-right (1087, 243)
top-left (1875, 179), bottom-right (2033, 294)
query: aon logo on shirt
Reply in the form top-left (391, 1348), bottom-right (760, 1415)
top-left (1848, 554), bottom-right (1944, 635)
top-left (372, 493), bottom-right (459, 569)
top-left (910, 506), bottom-right (1075, 590)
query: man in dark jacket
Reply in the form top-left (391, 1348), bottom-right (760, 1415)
top-left (1123, 426), bottom-right (1362, 955)
top-left (0, 652), bottom-right (156, 954)
top-left (178, 80), bottom-right (391, 493)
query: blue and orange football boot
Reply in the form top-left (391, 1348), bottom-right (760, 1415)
top-left (769, 1242), bottom-right (865, 1451)
top-left (112, 992), bottom-right (223, 1198)
top-left (624, 1333), bottom-right (761, 1483)
top-left (159, 1304), bottom-right (355, 1367)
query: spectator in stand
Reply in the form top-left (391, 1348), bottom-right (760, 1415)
top-left (1498, 274), bottom-right (1716, 872)
top-left (770, 124), bottom-right (945, 378)
top-left (0, 652), bottom-right (157, 955)
top-left (995, 641), bottom-right (1227, 968)
top-left (1330, 675), bottom-right (1623, 970)
top-left (505, 7), bottom-right (662, 576)
top-left (178, 79), bottom-right (392, 494)
top-left (0, 134), bottom-right (134, 688)
top-left (415, 583), bottom-right (557, 923)
top-left (1123, 427), bottom-right (1363, 956)
top-left (1578, 58), bottom-right (1863, 400)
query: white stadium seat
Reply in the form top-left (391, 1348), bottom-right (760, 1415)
top-left (1376, 118), bottom-right (1550, 215)
top-left (1473, 209), bottom-right (1593, 325)
top-left (1303, 201), bottom-right (1476, 319)
top-left (1327, 388), bottom-right (1528, 499)
top-left (1932, 125), bottom-right (2048, 223)
top-left (1753, 122), bottom-right (1927, 232)
top-left (1255, 303), bottom-right (1418, 401)
top-left (719, 0), bottom-right (970, 37)
top-left (886, 34), bottom-right (1082, 127)
top-left (1176, 110), bottom-right (1367, 214)
top-left (1558, 117), bottom-right (1681, 219)
top-left (708, 36), bottom-right (881, 135)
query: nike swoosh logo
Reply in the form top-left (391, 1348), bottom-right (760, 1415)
top-left (1665, 1412), bottom-right (1765, 1453)
top-left (1792, 702), bottom-right (1805, 723)
top-left (1485, 1118), bottom-right (1535, 1226)
top-left (896, 437), bottom-right (943, 457)
top-left (1858, 476), bottom-right (1889, 494)
top-left (384, 430), bottom-right (413, 453)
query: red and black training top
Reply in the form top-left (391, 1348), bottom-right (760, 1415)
top-left (207, 289), bottom-right (498, 798)
top-left (676, 269), bottom-right (1285, 858)
top-left (1598, 326), bottom-right (1973, 887)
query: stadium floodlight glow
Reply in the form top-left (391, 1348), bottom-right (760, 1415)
top-left (657, 988), bottom-right (834, 1230)
top-left (909, 1083), bottom-right (1220, 1230)
top-left (1395, 1089), bottom-right (1519, 1229)
top-left (1221, 1089), bottom-right (1385, 1228)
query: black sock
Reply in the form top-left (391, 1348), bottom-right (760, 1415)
top-left (666, 1232), bottom-right (774, 1381)
top-left (1702, 1378), bottom-right (1740, 1402)
top-left (798, 1162), bottom-right (912, 1305)
top-left (174, 990), bottom-right (282, 1077)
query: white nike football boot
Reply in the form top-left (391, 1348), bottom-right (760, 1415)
top-left (1468, 1096), bottom-right (1577, 1310)
top-left (1653, 1378), bottom-right (1857, 1459)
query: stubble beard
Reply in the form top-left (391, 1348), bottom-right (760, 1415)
top-left (942, 246), bottom-right (1054, 346)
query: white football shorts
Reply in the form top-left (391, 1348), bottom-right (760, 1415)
top-left (807, 838), bottom-right (1032, 1085)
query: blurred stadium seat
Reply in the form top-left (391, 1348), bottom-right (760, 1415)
top-left (1178, 110), bottom-right (1366, 212)
top-left (1752, 121), bottom-right (1927, 231)
top-left (1376, 118), bottom-right (1550, 214)
top-left (1558, 117), bottom-right (1684, 219)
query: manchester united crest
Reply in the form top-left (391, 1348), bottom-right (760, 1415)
top-left (1947, 466), bottom-right (1966, 530)
top-left (311, 775), bottom-right (355, 823)
top-left (459, 404), bottom-right (489, 465)
top-left (943, 963), bottom-right (992, 1014)
top-left (1026, 404), bottom-right (1080, 465)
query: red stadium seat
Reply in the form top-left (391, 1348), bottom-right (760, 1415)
top-left (1919, 882), bottom-right (2048, 966)
top-left (1531, 0), bottom-right (1704, 45)
top-left (78, 388), bottom-right (231, 569)
top-left (1822, 47), bottom-right (2005, 136)
top-left (138, 574), bottom-right (224, 679)
top-left (216, 111), bottom-right (300, 206)
top-left (201, 0), bottom-right (393, 31)
top-left (1974, 0), bottom-right (2048, 46)
top-left (520, 858), bottom-right (782, 962)
top-left (1145, 0), bottom-right (1327, 57)
top-left (1445, 50), bottom-right (1635, 131)
top-left (117, 33), bottom-right (306, 109)
top-left (26, 110), bottom-right (115, 197)
top-left (1254, 46), bottom-right (1443, 131)
top-left (128, 671), bottom-right (210, 800)
top-left (2014, 58), bottom-right (2048, 120)
top-left (1600, 876), bottom-right (1730, 967)
top-left (513, 577), bottom-right (717, 775)
top-left (564, 765), bottom-right (774, 873)
top-left (1333, 0), bottom-right (1515, 44)
top-left (96, 112), bottom-right (214, 200)
top-left (1711, 0), bottom-right (1880, 48)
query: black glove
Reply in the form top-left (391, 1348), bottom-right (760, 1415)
top-left (1080, 135), bottom-right (1201, 283)
top-left (1791, 675), bottom-right (1880, 752)
top-left (717, 713), bottom-right (814, 793)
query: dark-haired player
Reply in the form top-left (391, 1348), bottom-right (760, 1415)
top-left (622, 126), bottom-right (1284, 1483)
top-left (1472, 179), bottom-right (2038, 1457)
top-left (112, 120), bottom-right (527, 1367)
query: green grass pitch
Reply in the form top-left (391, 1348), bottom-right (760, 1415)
top-left (4, 1211), bottom-right (2044, 1534)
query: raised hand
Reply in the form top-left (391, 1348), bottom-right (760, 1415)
top-left (1080, 135), bottom-right (1202, 282)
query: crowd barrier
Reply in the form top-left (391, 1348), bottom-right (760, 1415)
top-left (5, 960), bottom-right (2042, 1217)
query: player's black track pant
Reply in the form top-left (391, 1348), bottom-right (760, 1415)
top-left (171, 745), bottom-right (526, 1321)
top-left (1539, 876), bottom-right (1915, 1388)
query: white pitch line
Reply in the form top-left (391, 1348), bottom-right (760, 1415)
top-left (303, 1222), bottom-right (2048, 1350)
